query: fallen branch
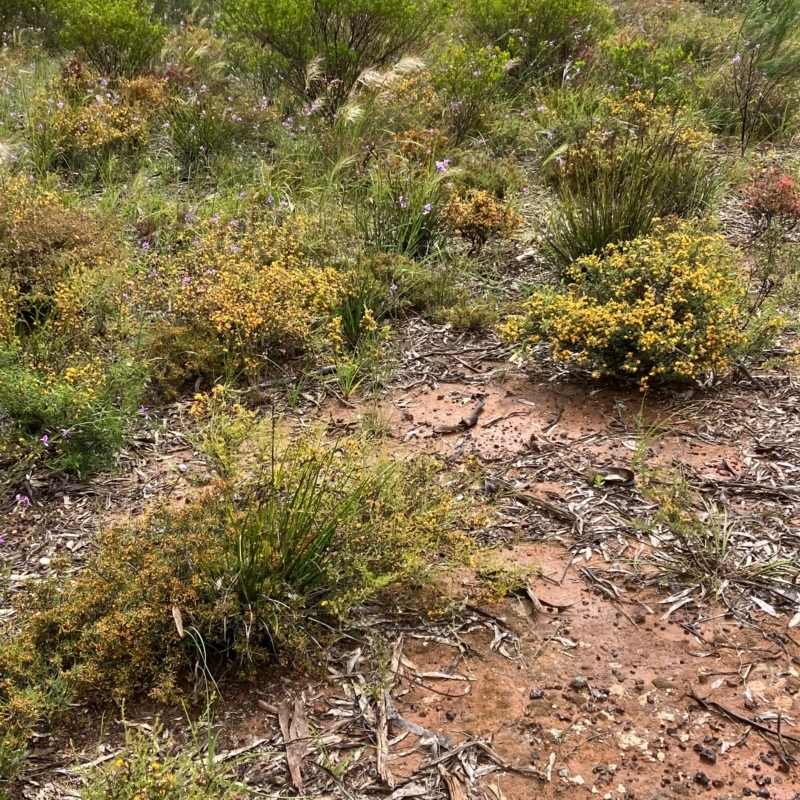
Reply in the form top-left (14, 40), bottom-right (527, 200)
top-left (433, 396), bottom-right (486, 435)
top-left (704, 479), bottom-right (800, 499)
top-left (481, 410), bottom-right (530, 429)
top-left (688, 685), bottom-right (800, 748)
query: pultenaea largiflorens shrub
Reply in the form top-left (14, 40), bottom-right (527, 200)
top-left (141, 214), bottom-right (339, 386)
top-left (504, 221), bottom-right (747, 389)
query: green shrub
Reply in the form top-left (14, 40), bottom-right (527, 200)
top-left (600, 34), bottom-right (700, 108)
top-left (352, 251), bottom-right (463, 317)
top-left (429, 40), bottom-right (511, 143)
top-left (219, 0), bottom-right (445, 115)
top-left (461, 0), bottom-right (612, 84)
top-left (504, 221), bottom-right (747, 389)
top-left (545, 93), bottom-right (718, 266)
top-left (722, 0), bottom-right (800, 152)
top-left (440, 297), bottom-right (498, 331)
top-left (56, 0), bottom-right (166, 78)
top-left (0, 351), bottom-right (144, 474)
top-left (0, 0), bottom-right (59, 36)
top-left (14, 430), bottom-right (460, 702)
top-left (81, 721), bottom-right (239, 800)
top-left (448, 151), bottom-right (522, 200)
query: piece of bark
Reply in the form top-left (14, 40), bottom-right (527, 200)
top-left (433, 396), bottom-right (485, 434)
top-left (278, 699), bottom-right (309, 789)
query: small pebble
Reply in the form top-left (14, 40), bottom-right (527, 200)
top-left (695, 745), bottom-right (717, 764)
top-left (694, 772), bottom-right (710, 787)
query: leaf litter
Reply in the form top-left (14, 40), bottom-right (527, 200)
top-left (6, 324), bottom-right (800, 799)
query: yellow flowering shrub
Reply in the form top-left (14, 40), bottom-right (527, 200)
top-left (505, 221), bottom-right (747, 389)
top-left (27, 64), bottom-right (168, 170)
top-left (442, 189), bottom-right (522, 253)
top-left (146, 215), bottom-right (340, 385)
top-left (0, 174), bottom-right (114, 296)
top-left (558, 94), bottom-right (710, 190)
top-left (13, 434), bottom-right (463, 703)
top-left (0, 175), bottom-right (144, 475)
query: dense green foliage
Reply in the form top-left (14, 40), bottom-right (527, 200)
top-left (55, 0), bottom-right (166, 77)
top-left (220, 0), bottom-right (446, 112)
top-left (461, 0), bottom-right (612, 83)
